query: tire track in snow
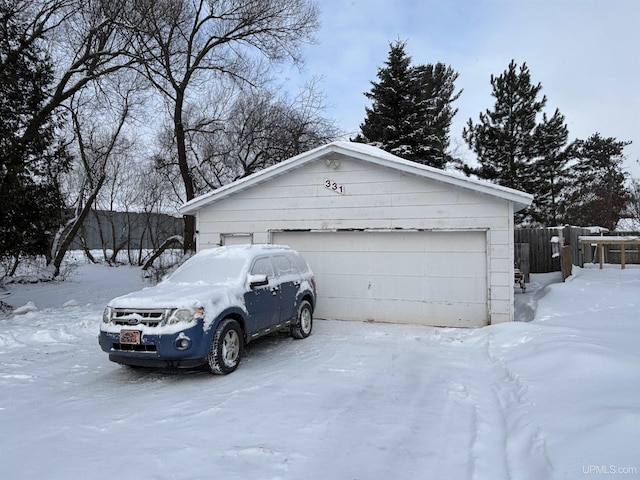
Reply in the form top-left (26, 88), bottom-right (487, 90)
top-left (430, 379), bottom-right (476, 479)
top-left (467, 333), bottom-right (553, 480)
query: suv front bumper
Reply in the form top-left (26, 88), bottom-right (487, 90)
top-left (99, 322), bottom-right (210, 367)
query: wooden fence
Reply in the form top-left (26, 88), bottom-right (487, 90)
top-left (515, 227), bottom-right (640, 274)
top-left (515, 227), bottom-right (586, 274)
top-left (561, 245), bottom-right (573, 281)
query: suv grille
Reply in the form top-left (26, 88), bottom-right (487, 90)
top-left (111, 308), bottom-right (168, 327)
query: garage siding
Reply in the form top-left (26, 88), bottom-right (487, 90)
top-left (194, 154), bottom-right (515, 325)
top-left (196, 158), bottom-right (509, 243)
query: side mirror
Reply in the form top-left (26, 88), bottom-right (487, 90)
top-left (248, 274), bottom-right (269, 289)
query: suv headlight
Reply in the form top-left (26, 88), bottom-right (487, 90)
top-left (102, 307), bottom-right (112, 324)
top-left (168, 307), bottom-right (204, 325)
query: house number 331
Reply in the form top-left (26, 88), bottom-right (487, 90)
top-left (324, 179), bottom-right (344, 194)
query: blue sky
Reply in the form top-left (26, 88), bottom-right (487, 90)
top-left (281, 0), bottom-right (640, 177)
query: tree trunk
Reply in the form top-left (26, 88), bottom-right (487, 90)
top-left (174, 92), bottom-right (196, 252)
top-left (8, 256), bottom-right (20, 277)
top-left (50, 175), bottom-right (106, 277)
top-left (141, 235), bottom-right (183, 271)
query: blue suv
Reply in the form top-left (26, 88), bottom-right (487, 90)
top-left (99, 245), bottom-right (316, 374)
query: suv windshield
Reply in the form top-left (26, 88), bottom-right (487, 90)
top-left (168, 255), bottom-right (247, 284)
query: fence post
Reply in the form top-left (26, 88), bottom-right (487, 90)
top-left (515, 243), bottom-right (530, 282)
top-left (561, 245), bottom-right (572, 281)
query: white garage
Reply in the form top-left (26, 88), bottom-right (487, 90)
top-left (179, 141), bottom-right (532, 327)
top-left (272, 230), bottom-right (487, 326)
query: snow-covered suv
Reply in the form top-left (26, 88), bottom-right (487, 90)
top-left (99, 245), bottom-right (316, 374)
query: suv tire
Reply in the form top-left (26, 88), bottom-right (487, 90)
top-left (291, 300), bottom-right (313, 339)
top-left (207, 318), bottom-right (243, 374)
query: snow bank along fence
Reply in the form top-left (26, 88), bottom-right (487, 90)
top-left (516, 227), bottom-right (640, 276)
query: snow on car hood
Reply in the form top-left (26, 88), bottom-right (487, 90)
top-left (107, 280), bottom-right (247, 331)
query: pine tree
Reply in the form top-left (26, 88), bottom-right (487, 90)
top-left (462, 60), bottom-right (570, 225)
top-left (562, 133), bottom-right (630, 230)
top-left (0, 3), bottom-right (68, 264)
top-left (463, 61), bottom-right (546, 192)
top-left (411, 63), bottom-right (461, 168)
top-left (529, 109), bottom-right (570, 225)
top-left (355, 40), bottom-right (461, 168)
top-left (357, 41), bottom-right (414, 156)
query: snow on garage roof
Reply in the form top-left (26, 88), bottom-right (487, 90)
top-left (179, 141), bottom-right (534, 214)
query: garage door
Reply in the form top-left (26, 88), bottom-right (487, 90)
top-left (272, 230), bottom-right (488, 327)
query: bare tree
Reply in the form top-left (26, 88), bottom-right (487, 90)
top-left (193, 82), bottom-right (339, 190)
top-left (15, 0), bottom-right (137, 145)
top-left (4, 0), bottom-right (145, 277)
top-left (8, 0), bottom-right (327, 277)
top-left (50, 80), bottom-right (140, 276)
top-left (127, 0), bottom-right (319, 251)
top-left (126, 158), bottom-right (184, 267)
top-left (93, 153), bottom-right (136, 265)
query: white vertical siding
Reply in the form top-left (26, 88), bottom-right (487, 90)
top-left (194, 154), bottom-right (516, 325)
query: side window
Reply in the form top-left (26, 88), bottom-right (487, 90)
top-left (290, 252), bottom-right (309, 274)
top-left (272, 255), bottom-right (298, 277)
top-left (250, 257), bottom-right (274, 277)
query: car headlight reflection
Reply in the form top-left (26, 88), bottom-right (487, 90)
top-left (168, 307), bottom-right (205, 325)
top-left (103, 307), bottom-right (112, 324)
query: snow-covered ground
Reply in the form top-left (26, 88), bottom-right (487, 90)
top-left (1, 262), bottom-right (639, 479)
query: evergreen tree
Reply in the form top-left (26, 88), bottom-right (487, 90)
top-left (463, 60), bottom-right (545, 192)
top-left (0, 3), bottom-right (68, 265)
top-left (462, 60), bottom-right (570, 225)
top-left (356, 41), bottom-right (414, 156)
top-left (529, 109), bottom-right (570, 225)
top-left (562, 133), bottom-right (630, 230)
top-left (411, 63), bottom-right (461, 168)
top-left (355, 40), bottom-right (461, 168)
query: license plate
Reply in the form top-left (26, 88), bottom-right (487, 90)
top-left (120, 330), bottom-right (141, 344)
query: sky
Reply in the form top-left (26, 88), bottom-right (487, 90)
top-left (281, 0), bottom-right (640, 178)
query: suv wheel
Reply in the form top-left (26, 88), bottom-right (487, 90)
top-left (207, 318), bottom-right (242, 374)
top-left (291, 300), bottom-right (313, 339)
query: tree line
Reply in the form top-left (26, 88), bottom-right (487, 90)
top-left (1, 7), bottom-right (637, 282)
top-left (355, 41), bottom-right (635, 229)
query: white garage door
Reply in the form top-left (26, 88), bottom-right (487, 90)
top-left (272, 230), bottom-right (488, 327)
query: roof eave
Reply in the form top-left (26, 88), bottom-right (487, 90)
top-left (179, 141), bottom-right (534, 214)
top-left (327, 142), bottom-right (534, 211)
top-left (178, 143), bottom-right (338, 215)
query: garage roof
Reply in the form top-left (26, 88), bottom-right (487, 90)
top-left (179, 141), bottom-right (534, 214)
